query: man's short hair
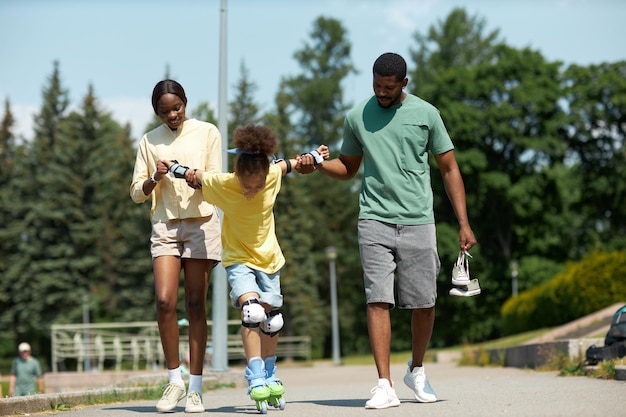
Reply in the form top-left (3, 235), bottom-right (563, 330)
top-left (373, 53), bottom-right (407, 81)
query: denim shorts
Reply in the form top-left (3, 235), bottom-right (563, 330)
top-left (150, 216), bottom-right (221, 261)
top-left (358, 219), bottom-right (439, 309)
top-left (226, 264), bottom-right (283, 309)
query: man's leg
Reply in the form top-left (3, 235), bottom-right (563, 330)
top-left (410, 306), bottom-right (435, 368)
top-left (367, 302), bottom-right (392, 381)
top-left (364, 302), bottom-right (400, 409)
top-left (403, 306), bottom-right (437, 403)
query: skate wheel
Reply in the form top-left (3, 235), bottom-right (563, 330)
top-left (256, 400), bottom-right (268, 414)
top-left (278, 397), bottom-right (285, 410)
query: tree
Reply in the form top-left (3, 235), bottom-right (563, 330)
top-left (273, 17), bottom-right (365, 356)
top-left (410, 8), bottom-right (501, 98)
top-left (229, 61), bottom-right (261, 133)
top-left (3, 62), bottom-right (72, 356)
top-left (60, 85), bottom-right (153, 323)
top-left (408, 8), bottom-right (572, 345)
top-left (0, 98), bottom-right (23, 358)
top-left (561, 61), bottom-right (626, 252)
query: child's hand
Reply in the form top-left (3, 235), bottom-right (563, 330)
top-left (186, 169), bottom-right (203, 189)
top-left (295, 154), bottom-right (316, 174)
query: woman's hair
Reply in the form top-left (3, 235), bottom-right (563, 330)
top-left (373, 52), bottom-right (407, 81)
top-left (233, 124), bottom-right (277, 178)
top-left (151, 79), bottom-right (188, 115)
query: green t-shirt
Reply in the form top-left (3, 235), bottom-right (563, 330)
top-left (341, 94), bottom-right (454, 224)
top-left (11, 356), bottom-right (43, 396)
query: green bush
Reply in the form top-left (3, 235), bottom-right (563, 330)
top-left (501, 250), bottom-right (626, 335)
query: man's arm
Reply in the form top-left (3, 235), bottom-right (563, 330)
top-left (297, 153), bottom-right (362, 180)
top-left (275, 145), bottom-right (330, 176)
top-left (434, 150), bottom-right (477, 252)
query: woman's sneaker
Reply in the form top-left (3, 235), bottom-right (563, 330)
top-left (156, 382), bottom-right (186, 412)
top-left (364, 378), bottom-right (400, 409)
top-left (184, 391), bottom-right (205, 413)
top-left (403, 361), bottom-right (437, 403)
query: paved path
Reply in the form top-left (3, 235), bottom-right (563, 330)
top-left (17, 361), bottom-right (625, 417)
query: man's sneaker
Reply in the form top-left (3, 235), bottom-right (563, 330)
top-left (451, 251), bottom-right (472, 285)
top-left (449, 278), bottom-right (481, 297)
top-left (403, 361), bottom-right (437, 403)
top-left (184, 391), bottom-right (205, 413)
top-left (364, 378), bottom-right (400, 409)
top-left (156, 382), bottom-right (186, 412)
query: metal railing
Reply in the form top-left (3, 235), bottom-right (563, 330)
top-left (50, 320), bottom-right (311, 372)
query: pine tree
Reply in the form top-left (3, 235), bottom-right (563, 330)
top-left (273, 17), bottom-right (365, 356)
top-left (0, 98), bottom-right (22, 355)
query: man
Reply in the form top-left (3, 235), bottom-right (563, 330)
top-left (297, 52), bottom-right (476, 408)
top-left (9, 342), bottom-right (44, 396)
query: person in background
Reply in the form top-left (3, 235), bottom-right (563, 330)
top-left (9, 342), bottom-right (44, 396)
top-left (130, 79), bottom-right (222, 413)
top-left (297, 52), bottom-right (476, 409)
top-left (166, 124), bottom-right (328, 412)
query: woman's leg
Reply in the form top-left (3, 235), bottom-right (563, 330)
top-left (183, 258), bottom-right (213, 375)
top-left (154, 255), bottom-right (183, 369)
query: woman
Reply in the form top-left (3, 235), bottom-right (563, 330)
top-left (130, 79), bottom-right (222, 413)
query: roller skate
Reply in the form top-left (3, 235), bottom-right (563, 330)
top-left (245, 357), bottom-right (270, 414)
top-left (264, 355), bottom-right (285, 410)
top-left (449, 250), bottom-right (481, 297)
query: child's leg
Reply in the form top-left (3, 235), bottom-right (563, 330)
top-left (245, 357), bottom-right (270, 401)
top-left (261, 311), bottom-right (285, 409)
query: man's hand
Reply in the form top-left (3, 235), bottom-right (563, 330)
top-left (459, 226), bottom-right (477, 252)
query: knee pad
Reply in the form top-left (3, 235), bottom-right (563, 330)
top-left (242, 299), bottom-right (265, 328)
top-left (262, 310), bottom-right (284, 337)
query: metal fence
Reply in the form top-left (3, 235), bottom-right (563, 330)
top-left (50, 320), bottom-right (311, 372)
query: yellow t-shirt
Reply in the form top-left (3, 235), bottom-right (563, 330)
top-left (201, 164), bottom-right (285, 274)
top-left (130, 118), bottom-right (222, 221)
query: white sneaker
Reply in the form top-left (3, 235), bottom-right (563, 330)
top-left (451, 251), bottom-right (472, 285)
top-left (365, 378), bottom-right (400, 409)
top-left (156, 382), bottom-right (186, 412)
top-left (403, 361), bottom-right (437, 403)
top-left (449, 278), bottom-right (482, 297)
top-left (184, 391), bottom-right (205, 413)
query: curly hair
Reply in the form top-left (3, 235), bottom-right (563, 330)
top-left (233, 124), bottom-right (277, 178)
top-left (372, 52), bottom-right (407, 82)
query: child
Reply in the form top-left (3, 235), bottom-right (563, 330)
top-left (167, 124), bottom-right (328, 413)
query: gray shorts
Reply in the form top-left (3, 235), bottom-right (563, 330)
top-left (358, 219), bottom-right (439, 309)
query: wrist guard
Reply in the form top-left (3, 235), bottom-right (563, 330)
top-left (301, 149), bottom-right (324, 166)
top-left (169, 160), bottom-right (190, 178)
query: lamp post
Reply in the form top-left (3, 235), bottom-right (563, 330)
top-left (211, 0), bottom-right (229, 372)
top-left (325, 246), bottom-right (341, 365)
top-left (510, 260), bottom-right (519, 297)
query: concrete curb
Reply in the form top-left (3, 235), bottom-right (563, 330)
top-left (0, 370), bottom-right (245, 417)
top-left (0, 387), bottom-right (145, 416)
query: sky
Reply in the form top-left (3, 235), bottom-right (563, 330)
top-left (1, 0), bottom-right (625, 142)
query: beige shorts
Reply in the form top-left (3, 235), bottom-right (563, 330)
top-left (151, 216), bottom-right (222, 261)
